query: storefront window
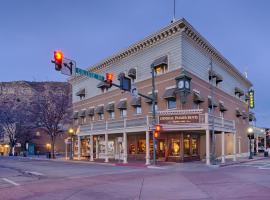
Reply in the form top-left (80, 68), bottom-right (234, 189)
top-left (137, 139), bottom-right (146, 154)
top-left (170, 139), bottom-right (180, 156)
top-left (191, 138), bottom-right (198, 156)
top-left (184, 135), bottom-right (190, 156)
top-left (129, 143), bottom-right (136, 154)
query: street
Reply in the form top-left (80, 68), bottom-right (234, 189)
top-left (0, 157), bottom-right (270, 200)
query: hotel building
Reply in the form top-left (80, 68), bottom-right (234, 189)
top-left (69, 19), bottom-right (253, 165)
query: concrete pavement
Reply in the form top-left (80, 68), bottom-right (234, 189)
top-left (0, 156), bottom-right (270, 200)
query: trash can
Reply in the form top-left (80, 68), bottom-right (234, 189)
top-left (264, 151), bottom-right (268, 157)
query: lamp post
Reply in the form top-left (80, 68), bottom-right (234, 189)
top-left (68, 128), bottom-right (75, 160)
top-left (247, 127), bottom-right (254, 159)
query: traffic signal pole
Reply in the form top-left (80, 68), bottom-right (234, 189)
top-left (151, 65), bottom-right (157, 165)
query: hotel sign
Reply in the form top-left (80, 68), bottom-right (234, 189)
top-left (249, 90), bottom-right (254, 109)
top-left (159, 114), bottom-right (200, 125)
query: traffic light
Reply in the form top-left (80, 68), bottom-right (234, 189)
top-left (53, 50), bottom-right (64, 71)
top-left (105, 73), bottom-right (113, 88)
top-left (153, 124), bottom-right (162, 139)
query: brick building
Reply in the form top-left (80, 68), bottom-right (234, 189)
top-left (70, 19), bottom-right (253, 165)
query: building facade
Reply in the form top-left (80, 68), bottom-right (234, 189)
top-left (70, 19), bottom-right (253, 165)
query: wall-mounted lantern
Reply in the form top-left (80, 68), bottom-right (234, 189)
top-left (175, 69), bottom-right (192, 104)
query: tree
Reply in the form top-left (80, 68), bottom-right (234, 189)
top-left (0, 98), bottom-right (32, 155)
top-left (31, 88), bottom-right (71, 158)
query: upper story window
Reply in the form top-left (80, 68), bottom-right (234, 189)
top-left (163, 87), bottom-right (176, 110)
top-left (79, 110), bottom-right (86, 124)
top-left (152, 55), bottom-right (168, 76)
top-left (193, 91), bottom-right (204, 110)
top-left (209, 70), bottom-right (223, 87)
top-left (135, 106), bottom-right (142, 114)
top-left (234, 87), bottom-right (244, 99)
top-left (117, 100), bottom-right (127, 118)
top-left (145, 92), bottom-right (158, 112)
top-left (208, 97), bottom-right (217, 113)
top-left (76, 89), bottom-right (86, 100)
top-left (95, 106), bottom-right (104, 121)
top-left (87, 108), bottom-right (95, 121)
top-left (106, 103), bottom-right (115, 120)
top-left (130, 97), bottom-right (141, 115)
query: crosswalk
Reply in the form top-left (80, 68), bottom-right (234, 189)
top-left (236, 159), bottom-right (270, 170)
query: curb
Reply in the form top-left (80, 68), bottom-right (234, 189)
top-left (219, 157), bottom-right (268, 167)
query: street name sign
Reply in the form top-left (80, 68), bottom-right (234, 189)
top-left (75, 68), bottom-right (104, 81)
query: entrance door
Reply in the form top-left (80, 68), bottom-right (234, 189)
top-left (183, 134), bottom-right (200, 161)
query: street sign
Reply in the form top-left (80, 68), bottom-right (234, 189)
top-left (61, 59), bottom-right (75, 76)
top-left (131, 84), bottom-right (138, 97)
top-left (75, 68), bottom-right (104, 81)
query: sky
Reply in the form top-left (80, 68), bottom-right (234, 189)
top-left (0, 0), bottom-right (269, 127)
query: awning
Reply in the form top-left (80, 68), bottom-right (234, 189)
top-left (128, 68), bottom-right (136, 79)
top-left (219, 102), bottom-right (227, 112)
top-left (236, 109), bottom-right (242, 117)
top-left (117, 101), bottom-right (127, 109)
top-left (76, 89), bottom-right (85, 97)
top-left (208, 97), bottom-right (217, 108)
top-left (162, 88), bottom-right (176, 99)
top-left (193, 92), bottom-right (204, 104)
top-left (249, 112), bottom-right (256, 122)
top-left (215, 74), bottom-right (223, 83)
top-left (73, 112), bottom-right (78, 119)
top-left (130, 97), bottom-right (141, 107)
top-left (145, 93), bottom-right (157, 104)
top-left (87, 108), bottom-right (95, 116)
top-left (106, 103), bottom-right (115, 112)
top-left (235, 87), bottom-right (244, 96)
top-left (95, 106), bottom-right (104, 114)
top-left (79, 110), bottom-right (86, 117)
top-left (152, 55), bottom-right (168, 68)
top-left (97, 81), bottom-right (110, 88)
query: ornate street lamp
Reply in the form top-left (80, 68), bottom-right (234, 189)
top-left (247, 127), bottom-right (254, 159)
top-left (175, 69), bottom-right (192, 104)
top-left (68, 128), bottom-right (75, 160)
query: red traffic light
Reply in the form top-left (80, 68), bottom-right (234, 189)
top-left (106, 73), bottom-right (113, 82)
top-left (54, 51), bottom-right (64, 64)
top-left (154, 131), bottom-right (159, 139)
top-left (155, 124), bottom-right (162, 132)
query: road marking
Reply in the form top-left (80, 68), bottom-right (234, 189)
top-left (25, 171), bottom-right (44, 176)
top-left (2, 178), bottom-right (20, 186)
top-left (147, 166), bottom-right (165, 169)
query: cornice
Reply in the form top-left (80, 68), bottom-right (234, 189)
top-left (71, 18), bottom-right (252, 88)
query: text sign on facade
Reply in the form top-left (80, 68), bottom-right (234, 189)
top-left (75, 68), bottom-right (104, 81)
top-left (249, 90), bottom-right (254, 109)
top-left (159, 114), bottom-right (200, 125)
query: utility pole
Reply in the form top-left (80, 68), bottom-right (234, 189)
top-left (210, 58), bottom-right (216, 164)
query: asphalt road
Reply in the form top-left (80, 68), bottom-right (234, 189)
top-left (0, 157), bottom-right (270, 200)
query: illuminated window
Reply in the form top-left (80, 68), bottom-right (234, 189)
top-left (191, 138), bottom-right (198, 156)
top-left (154, 65), bottom-right (168, 75)
top-left (170, 139), bottom-right (180, 156)
top-left (184, 135), bottom-right (190, 156)
top-left (137, 139), bottom-right (146, 154)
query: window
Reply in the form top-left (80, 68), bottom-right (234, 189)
top-left (90, 116), bottom-right (94, 121)
top-left (137, 139), bottom-right (146, 154)
top-left (170, 139), bottom-right (180, 156)
top-left (192, 102), bottom-right (200, 109)
top-left (135, 106), bottom-right (142, 114)
top-left (80, 96), bottom-right (85, 100)
top-left (120, 109), bottom-right (127, 118)
top-left (81, 117), bottom-right (86, 124)
top-left (167, 99), bottom-right (176, 109)
top-left (109, 111), bottom-right (115, 120)
top-left (154, 65), bottom-right (168, 75)
top-left (220, 112), bottom-right (224, 118)
top-left (98, 113), bottom-right (104, 120)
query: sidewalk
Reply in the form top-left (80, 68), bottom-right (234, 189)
top-left (218, 154), bottom-right (269, 167)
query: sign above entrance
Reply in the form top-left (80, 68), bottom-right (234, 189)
top-left (159, 114), bottom-right (200, 125)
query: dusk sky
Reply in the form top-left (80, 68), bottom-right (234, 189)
top-left (0, 0), bottom-right (269, 127)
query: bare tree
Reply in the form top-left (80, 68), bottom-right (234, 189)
top-left (0, 98), bottom-right (31, 155)
top-left (31, 88), bottom-right (71, 158)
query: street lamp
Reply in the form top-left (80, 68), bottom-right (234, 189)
top-left (247, 127), bottom-right (254, 159)
top-left (68, 128), bottom-right (75, 160)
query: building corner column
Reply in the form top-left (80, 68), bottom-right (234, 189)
top-left (233, 131), bottom-right (237, 162)
top-left (221, 131), bottom-right (225, 164)
top-left (77, 135), bottom-right (81, 160)
top-left (90, 135), bottom-right (94, 161)
top-left (123, 132), bottom-right (128, 164)
top-left (145, 130), bottom-right (150, 165)
top-left (105, 133), bottom-right (109, 163)
top-left (95, 136), bottom-right (99, 159)
top-left (206, 129), bottom-right (210, 165)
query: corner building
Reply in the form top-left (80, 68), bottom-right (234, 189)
top-left (70, 19), bottom-right (253, 165)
